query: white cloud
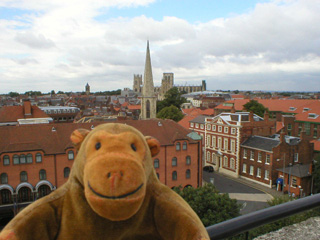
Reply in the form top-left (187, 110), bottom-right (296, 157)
top-left (0, 0), bottom-right (319, 93)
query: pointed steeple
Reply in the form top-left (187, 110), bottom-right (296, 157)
top-left (143, 40), bottom-right (154, 97)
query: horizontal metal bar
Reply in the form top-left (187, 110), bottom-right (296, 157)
top-left (206, 193), bottom-right (320, 240)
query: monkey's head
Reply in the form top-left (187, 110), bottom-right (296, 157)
top-left (70, 123), bottom-right (160, 221)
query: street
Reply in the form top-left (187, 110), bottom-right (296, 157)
top-left (203, 171), bottom-right (272, 215)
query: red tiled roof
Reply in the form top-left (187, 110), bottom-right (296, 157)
top-left (310, 139), bottom-right (320, 152)
top-left (0, 119), bottom-right (196, 155)
top-left (276, 121), bottom-right (284, 133)
top-left (178, 115), bottom-right (198, 129)
top-left (122, 102), bottom-right (129, 107)
top-left (128, 105), bottom-right (141, 110)
top-left (0, 105), bottom-right (49, 123)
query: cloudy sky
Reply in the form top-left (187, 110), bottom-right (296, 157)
top-left (0, 0), bottom-right (319, 94)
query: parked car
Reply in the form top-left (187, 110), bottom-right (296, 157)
top-left (203, 166), bottom-right (214, 172)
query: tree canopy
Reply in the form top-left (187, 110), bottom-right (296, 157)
top-left (157, 87), bottom-right (187, 113)
top-left (173, 184), bottom-right (240, 227)
top-left (312, 154), bottom-right (320, 194)
top-left (243, 99), bottom-right (268, 117)
top-left (156, 105), bottom-right (184, 122)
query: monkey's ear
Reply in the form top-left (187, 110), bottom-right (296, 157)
top-left (70, 129), bottom-right (90, 150)
top-left (145, 136), bottom-right (160, 157)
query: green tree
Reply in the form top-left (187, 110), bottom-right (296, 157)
top-left (8, 92), bottom-right (19, 98)
top-left (25, 91), bottom-right (42, 96)
top-left (312, 154), bottom-right (320, 193)
top-left (157, 87), bottom-right (186, 113)
top-left (156, 105), bottom-right (184, 122)
top-left (243, 100), bottom-right (268, 117)
top-left (173, 184), bottom-right (240, 227)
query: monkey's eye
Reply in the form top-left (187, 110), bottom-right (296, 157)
top-left (131, 143), bottom-right (137, 152)
top-left (95, 142), bottom-right (101, 150)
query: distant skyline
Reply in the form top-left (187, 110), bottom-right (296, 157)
top-left (0, 0), bottom-right (319, 94)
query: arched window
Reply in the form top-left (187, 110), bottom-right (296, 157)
top-left (68, 150), bottom-right (74, 160)
top-left (176, 142), bottom-right (181, 151)
top-left (186, 169), bottom-right (191, 179)
top-left (20, 171), bottom-right (28, 182)
top-left (20, 154), bottom-right (26, 164)
top-left (38, 185), bottom-right (51, 198)
top-left (36, 153), bottom-right (42, 163)
top-left (172, 157), bottom-right (177, 167)
top-left (0, 173), bottom-right (8, 184)
top-left (64, 167), bottom-right (70, 178)
top-left (172, 171), bottom-right (177, 181)
top-left (146, 100), bottom-right (150, 119)
top-left (0, 189), bottom-right (11, 204)
top-left (18, 187), bottom-right (32, 203)
top-left (13, 155), bottom-right (19, 165)
top-left (26, 154), bottom-right (33, 163)
top-left (154, 159), bottom-right (159, 168)
top-left (182, 141), bottom-right (187, 150)
top-left (39, 169), bottom-right (46, 180)
top-left (3, 155), bottom-right (10, 166)
top-left (186, 156), bottom-right (191, 165)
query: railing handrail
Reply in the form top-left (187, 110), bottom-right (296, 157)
top-left (206, 193), bottom-right (320, 239)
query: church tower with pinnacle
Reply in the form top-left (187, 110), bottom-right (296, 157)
top-left (140, 41), bottom-right (157, 119)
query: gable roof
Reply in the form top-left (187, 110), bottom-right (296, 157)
top-left (241, 136), bottom-right (280, 152)
top-left (277, 164), bottom-right (311, 178)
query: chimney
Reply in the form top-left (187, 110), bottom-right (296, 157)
top-left (23, 100), bottom-right (32, 117)
top-left (309, 163), bottom-right (313, 175)
top-left (280, 130), bottom-right (286, 143)
top-left (264, 111), bottom-right (269, 121)
top-left (231, 105), bottom-right (235, 113)
top-left (300, 130), bottom-right (306, 140)
top-left (249, 112), bottom-right (254, 122)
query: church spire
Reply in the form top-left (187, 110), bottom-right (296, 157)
top-left (143, 40), bottom-right (154, 97)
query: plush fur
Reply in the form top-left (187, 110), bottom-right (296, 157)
top-left (0, 123), bottom-right (209, 240)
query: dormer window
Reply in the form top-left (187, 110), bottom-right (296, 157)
top-left (289, 107), bottom-right (296, 111)
top-left (308, 113), bottom-right (318, 119)
top-left (303, 108), bottom-right (310, 112)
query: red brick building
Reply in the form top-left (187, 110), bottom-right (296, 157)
top-left (204, 112), bottom-right (275, 177)
top-left (0, 119), bottom-right (202, 216)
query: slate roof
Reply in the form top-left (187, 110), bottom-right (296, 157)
top-left (241, 136), bottom-right (280, 152)
top-left (277, 164), bottom-right (311, 178)
top-left (0, 119), bottom-right (196, 155)
top-left (189, 115), bottom-right (208, 124)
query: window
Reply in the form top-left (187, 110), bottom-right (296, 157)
top-left (224, 127), bottom-right (229, 133)
top-left (218, 137), bottom-right (222, 149)
top-left (38, 185), bottom-right (50, 198)
top-left (190, 123), bottom-right (194, 127)
top-left (207, 124), bottom-right (211, 130)
top-left (154, 159), bottom-right (159, 168)
top-left (314, 125), bottom-right (318, 138)
top-left (243, 149), bottom-right (247, 159)
top-left (265, 170), bottom-right (270, 180)
top-left (39, 169), bottom-right (46, 180)
top-left (213, 125), bottom-right (216, 131)
top-left (292, 176), bottom-right (297, 187)
top-left (305, 122), bottom-right (311, 135)
top-left (182, 142), bottom-right (187, 150)
top-left (172, 157), bottom-right (177, 167)
top-left (212, 153), bottom-right (216, 165)
top-left (287, 123), bottom-right (292, 130)
top-left (20, 171), bottom-right (28, 182)
top-left (176, 142), bottom-right (181, 151)
top-left (230, 158), bottom-right (235, 170)
top-left (223, 156), bottom-right (228, 167)
top-left (206, 136), bottom-right (211, 147)
top-left (13, 155), bottom-right (19, 165)
top-left (1, 189), bottom-right (11, 204)
top-left (172, 171), bottom-right (177, 181)
top-left (186, 169), bottom-right (191, 179)
top-left (3, 155), bottom-right (10, 166)
top-left (212, 136), bottom-right (216, 148)
top-left (231, 140), bottom-right (236, 153)
top-left (68, 150), bottom-right (74, 160)
top-left (218, 126), bottom-right (222, 132)
top-left (64, 167), bottom-right (70, 178)
top-left (257, 167), bottom-right (261, 178)
top-left (20, 154), bottom-right (26, 164)
top-left (156, 173), bottom-right (159, 179)
top-left (224, 138), bottom-right (228, 150)
top-left (231, 128), bottom-right (236, 134)
top-left (258, 153), bottom-right (262, 162)
top-left (294, 153), bottom-right (299, 162)
top-left (36, 153), bottom-right (42, 163)
top-left (242, 163), bottom-right (247, 173)
top-left (200, 124), bottom-right (204, 129)
top-left (266, 154), bottom-right (270, 164)
top-left (195, 123), bottom-right (199, 128)
top-left (26, 154), bottom-right (33, 163)
top-left (1, 173), bottom-right (8, 184)
top-left (207, 152), bottom-right (211, 162)
top-left (186, 156), bottom-right (191, 165)
top-left (249, 166), bottom-right (254, 176)
top-left (250, 151), bottom-right (254, 160)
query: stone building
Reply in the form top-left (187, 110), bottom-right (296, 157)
top-left (85, 83), bottom-right (90, 95)
top-left (140, 41), bottom-right (157, 119)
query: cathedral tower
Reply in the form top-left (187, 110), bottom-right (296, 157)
top-left (140, 41), bottom-right (157, 119)
top-left (85, 83), bottom-right (90, 95)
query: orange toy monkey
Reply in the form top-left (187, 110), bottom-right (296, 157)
top-left (0, 123), bottom-right (209, 240)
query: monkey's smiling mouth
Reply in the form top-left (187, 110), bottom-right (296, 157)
top-left (88, 182), bottom-right (144, 199)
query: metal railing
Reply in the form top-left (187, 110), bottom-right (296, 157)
top-left (206, 193), bottom-right (320, 240)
